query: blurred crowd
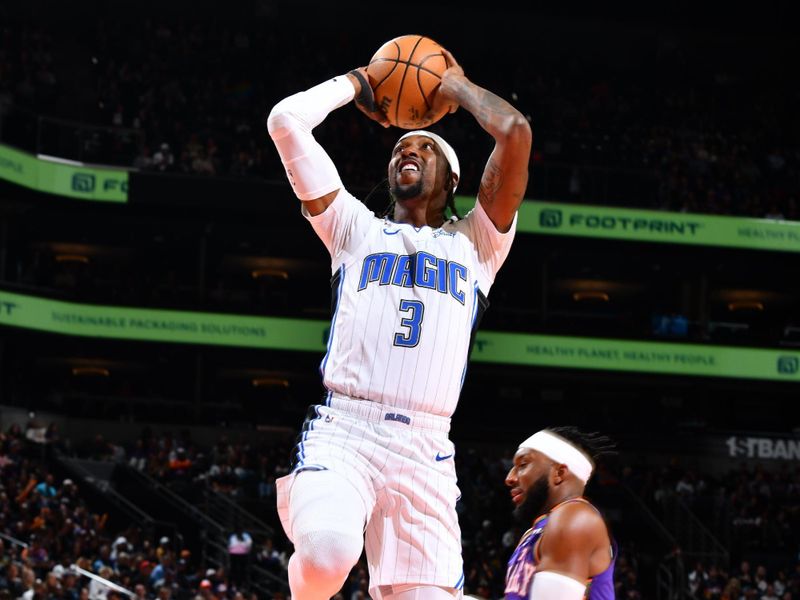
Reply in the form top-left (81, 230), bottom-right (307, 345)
top-left (638, 461), bottom-right (800, 561)
top-left (626, 459), bottom-right (800, 599)
top-left (77, 428), bottom-right (642, 600)
top-left (1, 424), bottom-right (269, 599)
top-left (685, 560), bottom-right (800, 600)
top-left (1, 11), bottom-right (798, 218)
top-left (6, 415), bottom-right (800, 599)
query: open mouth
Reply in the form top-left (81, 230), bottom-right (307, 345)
top-left (398, 159), bottom-right (420, 174)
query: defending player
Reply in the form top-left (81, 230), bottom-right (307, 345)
top-left (504, 427), bottom-right (617, 600)
top-left (267, 48), bottom-right (531, 600)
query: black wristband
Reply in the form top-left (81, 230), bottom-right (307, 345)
top-left (348, 69), bottom-right (375, 112)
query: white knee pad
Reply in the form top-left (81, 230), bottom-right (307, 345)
top-left (288, 469), bottom-right (369, 539)
top-left (286, 470), bottom-right (368, 599)
top-left (292, 529), bottom-right (364, 586)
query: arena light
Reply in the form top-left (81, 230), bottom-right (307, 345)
top-left (55, 254), bottom-right (90, 264)
top-left (573, 291), bottom-right (609, 302)
top-left (71, 366), bottom-right (110, 377)
top-left (251, 377), bottom-right (290, 388)
top-left (727, 300), bottom-right (764, 312)
top-left (251, 268), bottom-right (289, 280)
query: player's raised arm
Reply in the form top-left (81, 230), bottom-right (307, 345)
top-left (266, 68), bottom-right (388, 216)
top-left (430, 49), bottom-right (532, 233)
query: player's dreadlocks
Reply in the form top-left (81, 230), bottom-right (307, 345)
top-left (363, 177), bottom-right (390, 213)
top-left (546, 426), bottom-right (618, 463)
top-left (443, 163), bottom-right (461, 220)
top-left (366, 164), bottom-right (461, 224)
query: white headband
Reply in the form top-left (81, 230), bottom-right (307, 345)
top-left (397, 130), bottom-right (460, 191)
top-left (518, 430), bottom-right (594, 484)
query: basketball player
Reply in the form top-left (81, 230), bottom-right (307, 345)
top-left (267, 47), bottom-right (531, 600)
top-left (504, 427), bottom-right (617, 600)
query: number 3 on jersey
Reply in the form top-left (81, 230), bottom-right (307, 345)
top-left (394, 299), bottom-right (425, 348)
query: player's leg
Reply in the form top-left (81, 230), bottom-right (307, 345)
top-left (365, 428), bottom-right (463, 597)
top-left (286, 469), bottom-right (369, 600)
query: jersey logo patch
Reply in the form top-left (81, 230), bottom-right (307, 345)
top-left (383, 228), bottom-right (401, 235)
top-left (435, 452), bottom-right (454, 461)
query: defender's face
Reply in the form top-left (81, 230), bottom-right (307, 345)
top-left (506, 449), bottom-right (551, 504)
top-left (507, 449), bottom-right (555, 523)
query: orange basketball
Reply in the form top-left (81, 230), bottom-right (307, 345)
top-left (366, 35), bottom-right (450, 129)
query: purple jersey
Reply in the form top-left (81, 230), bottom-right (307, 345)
top-left (505, 498), bottom-right (616, 600)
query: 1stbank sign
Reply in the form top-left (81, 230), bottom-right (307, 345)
top-left (726, 436), bottom-right (800, 460)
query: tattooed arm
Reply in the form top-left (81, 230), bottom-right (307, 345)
top-left (432, 50), bottom-right (532, 232)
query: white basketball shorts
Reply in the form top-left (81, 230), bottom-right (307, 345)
top-left (276, 393), bottom-right (465, 591)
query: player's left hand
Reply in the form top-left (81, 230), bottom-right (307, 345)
top-left (348, 67), bottom-right (391, 128)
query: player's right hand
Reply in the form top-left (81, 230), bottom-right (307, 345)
top-left (347, 67), bottom-right (390, 128)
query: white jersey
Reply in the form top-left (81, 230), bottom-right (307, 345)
top-left (305, 189), bottom-right (516, 417)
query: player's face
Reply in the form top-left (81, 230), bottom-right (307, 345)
top-left (506, 449), bottom-right (554, 522)
top-left (388, 136), bottom-right (449, 204)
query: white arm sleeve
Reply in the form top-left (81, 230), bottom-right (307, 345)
top-left (529, 571), bottom-right (586, 600)
top-left (267, 76), bottom-right (355, 201)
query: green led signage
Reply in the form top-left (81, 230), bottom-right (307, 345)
top-left (0, 143), bottom-right (128, 202)
top-left (2, 289), bottom-right (798, 382)
top-left (455, 197), bottom-right (800, 252)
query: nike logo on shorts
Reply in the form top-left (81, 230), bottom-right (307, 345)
top-left (435, 452), bottom-right (453, 461)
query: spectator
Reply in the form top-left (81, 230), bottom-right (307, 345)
top-left (152, 143), bottom-right (175, 172)
top-left (168, 448), bottom-right (192, 478)
top-left (156, 536), bottom-right (170, 561)
top-left (33, 473), bottom-right (57, 498)
top-left (88, 565), bottom-right (115, 600)
top-left (227, 526), bottom-right (252, 588)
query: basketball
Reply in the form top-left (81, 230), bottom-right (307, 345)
top-left (366, 35), bottom-right (450, 129)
